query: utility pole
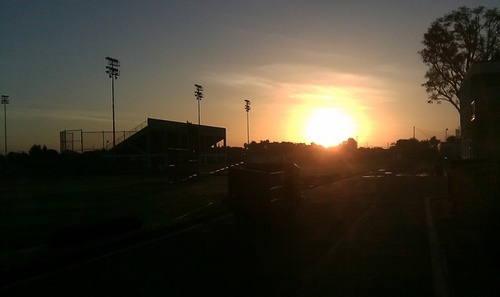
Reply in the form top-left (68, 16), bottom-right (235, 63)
top-left (105, 57), bottom-right (120, 148)
top-left (244, 99), bottom-right (251, 146)
top-left (194, 84), bottom-right (203, 125)
top-left (1, 95), bottom-right (9, 155)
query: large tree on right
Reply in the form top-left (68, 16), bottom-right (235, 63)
top-left (419, 6), bottom-right (500, 114)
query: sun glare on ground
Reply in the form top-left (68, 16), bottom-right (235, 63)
top-left (304, 108), bottom-right (355, 147)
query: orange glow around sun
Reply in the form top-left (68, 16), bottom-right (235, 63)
top-left (284, 84), bottom-right (372, 147)
top-left (304, 108), bottom-right (355, 147)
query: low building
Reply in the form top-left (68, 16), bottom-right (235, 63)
top-left (458, 61), bottom-right (500, 159)
top-left (60, 118), bottom-right (226, 171)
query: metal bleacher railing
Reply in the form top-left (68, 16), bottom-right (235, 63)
top-left (105, 120), bottom-right (148, 150)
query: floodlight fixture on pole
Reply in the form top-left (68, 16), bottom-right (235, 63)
top-left (244, 99), bottom-right (251, 146)
top-left (105, 56), bottom-right (120, 148)
top-left (195, 84), bottom-right (203, 125)
top-left (1, 95), bottom-right (9, 156)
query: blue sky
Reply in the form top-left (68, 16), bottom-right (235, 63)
top-left (1, 1), bottom-right (498, 152)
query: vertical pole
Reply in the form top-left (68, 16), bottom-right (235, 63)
top-left (246, 111), bottom-right (250, 145)
top-left (112, 75), bottom-right (116, 148)
top-left (1, 95), bottom-right (9, 156)
top-left (3, 102), bottom-right (6, 156)
top-left (197, 99), bottom-right (200, 126)
top-left (106, 56), bottom-right (120, 149)
top-left (194, 84), bottom-right (203, 167)
top-left (194, 84), bottom-right (203, 126)
top-left (244, 100), bottom-right (251, 147)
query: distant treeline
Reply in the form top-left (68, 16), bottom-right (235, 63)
top-left (0, 138), bottom-right (441, 176)
top-left (228, 137), bottom-right (441, 167)
top-left (0, 144), bottom-right (114, 176)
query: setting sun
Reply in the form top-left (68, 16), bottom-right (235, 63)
top-left (304, 108), bottom-right (355, 147)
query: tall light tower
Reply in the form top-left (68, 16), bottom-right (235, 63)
top-left (244, 99), bottom-right (251, 146)
top-left (105, 57), bottom-right (120, 148)
top-left (194, 84), bottom-right (203, 125)
top-left (1, 95), bottom-right (9, 156)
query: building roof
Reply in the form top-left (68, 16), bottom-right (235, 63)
top-left (146, 118), bottom-right (225, 135)
top-left (458, 61), bottom-right (500, 100)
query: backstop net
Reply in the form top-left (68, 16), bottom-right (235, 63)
top-left (60, 130), bottom-right (116, 153)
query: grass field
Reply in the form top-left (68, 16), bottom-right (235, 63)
top-left (0, 172), bottom-right (229, 274)
top-left (1, 173), bottom-right (228, 250)
top-left (0, 160), bottom-right (388, 275)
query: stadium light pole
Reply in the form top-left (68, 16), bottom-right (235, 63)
top-left (105, 57), bottom-right (120, 148)
top-left (194, 84), bottom-right (203, 125)
top-left (244, 99), bottom-right (251, 146)
top-left (1, 95), bottom-right (9, 156)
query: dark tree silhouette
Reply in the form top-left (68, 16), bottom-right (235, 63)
top-left (418, 6), bottom-right (500, 113)
top-left (340, 138), bottom-right (358, 152)
top-left (391, 138), bottom-right (440, 160)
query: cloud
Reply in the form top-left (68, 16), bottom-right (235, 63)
top-left (12, 108), bottom-right (110, 123)
top-left (206, 72), bottom-right (276, 90)
top-left (205, 62), bottom-right (400, 115)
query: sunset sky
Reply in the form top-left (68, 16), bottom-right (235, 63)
top-left (1, 1), bottom-right (498, 152)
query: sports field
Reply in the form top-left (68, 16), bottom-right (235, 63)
top-left (0, 172), bottom-right (228, 272)
top-left (0, 160), bottom-right (386, 274)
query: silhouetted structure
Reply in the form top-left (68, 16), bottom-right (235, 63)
top-left (458, 61), bottom-right (500, 159)
top-left (61, 118), bottom-right (226, 172)
top-left (194, 84), bottom-right (203, 125)
top-left (60, 129), bottom-right (84, 153)
top-left (244, 99), bottom-right (251, 145)
top-left (105, 56), bottom-right (120, 148)
top-left (1, 95), bottom-right (9, 155)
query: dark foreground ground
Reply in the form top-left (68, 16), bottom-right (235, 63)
top-left (437, 161), bottom-right (500, 297)
top-left (2, 168), bottom-right (465, 296)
